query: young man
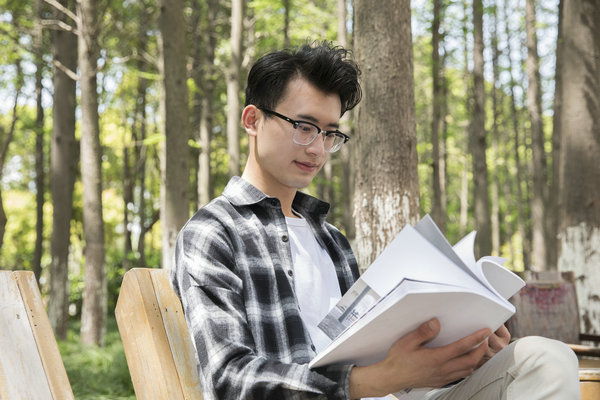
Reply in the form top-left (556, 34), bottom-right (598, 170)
top-left (171, 42), bottom-right (580, 399)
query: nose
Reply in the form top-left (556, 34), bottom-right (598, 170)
top-left (305, 132), bottom-right (327, 156)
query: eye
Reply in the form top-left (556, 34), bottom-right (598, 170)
top-left (297, 123), bottom-right (314, 133)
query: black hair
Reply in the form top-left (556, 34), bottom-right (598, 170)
top-left (244, 41), bottom-right (362, 117)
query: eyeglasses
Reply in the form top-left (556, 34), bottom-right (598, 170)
top-left (258, 107), bottom-right (350, 153)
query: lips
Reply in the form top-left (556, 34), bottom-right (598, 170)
top-left (294, 160), bottom-right (319, 172)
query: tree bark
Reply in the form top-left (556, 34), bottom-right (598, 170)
top-left (526, 0), bottom-right (549, 269)
top-left (490, 4), bottom-right (500, 256)
top-left (431, 0), bottom-right (447, 233)
top-left (469, 0), bottom-right (492, 258)
top-left (555, 0), bottom-right (600, 334)
top-left (159, 0), bottom-right (190, 269)
top-left (77, 0), bottom-right (107, 346)
top-left (337, 0), bottom-right (355, 240)
top-left (353, 0), bottom-right (420, 270)
top-left (49, 0), bottom-right (77, 340)
top-left (502, 0), bottom-right (531, 268)
top-left (193, 0), bottom-right (217, 208)
top-left (227, 0), bottom-right (243, 178)
top-left (33, 0), bottom-right (45, 284)
top-left (0, 62), bottom-right (22, 252)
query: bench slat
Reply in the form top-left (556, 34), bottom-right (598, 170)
top-left (116, 268), bottom-right (202, 400)
top-left (0, 271), bottom-right (74, 400)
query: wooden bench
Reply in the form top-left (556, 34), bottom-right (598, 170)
top-left (115, 267), bottom-right (203, 399)
top-left (116, 267), bottom-right (598, 399)
top-left (0, 270), bottom-right (74, 400)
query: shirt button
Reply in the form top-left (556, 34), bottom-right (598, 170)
top-left (281, 235), bottom-right (289, 242)
top-left (311, 344), bottom-right (316, 351)
top-left (287, 270), bottom-right (293, 277)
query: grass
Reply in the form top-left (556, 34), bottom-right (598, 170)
top-left (58, 317), bottom-right (136, 400)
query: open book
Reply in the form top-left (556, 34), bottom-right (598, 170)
top-left (309, 215), bottom-right (524, 398)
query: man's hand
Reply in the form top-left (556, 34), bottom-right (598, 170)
top-left (349, 318), bottom-right (491, 398)
top-left (477, 324), bottom-right (511, 368)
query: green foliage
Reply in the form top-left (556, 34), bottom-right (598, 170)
top-left (58, 317), bottom-right (135, 399)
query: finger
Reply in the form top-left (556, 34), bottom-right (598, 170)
top-left (495, 324), bottom-right (511, 341)
top-left (488, 326), bottom-right (510, 352)
top-left (438, 328), bottom-right (491, 360)
top-left (404, 318), bottom-right (441, 347)
top-left (444, 339), bottom-right (489, 374)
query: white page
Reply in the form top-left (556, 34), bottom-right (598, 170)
top-left (359, 225), bottom-right (500, 304)
top-left (413, 215), bottom-right (481, 283)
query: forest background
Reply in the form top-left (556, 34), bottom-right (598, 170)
top-left (1, 0), bottom-right (599, 398)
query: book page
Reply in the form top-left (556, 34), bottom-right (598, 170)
top-left (358, 225), bottom-right (499, 303)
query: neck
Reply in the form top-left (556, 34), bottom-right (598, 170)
top-left (241, 170), bottom-right (298, 218)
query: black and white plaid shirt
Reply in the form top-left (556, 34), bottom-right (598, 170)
top-left (171, 177), bottom-right (360, 399)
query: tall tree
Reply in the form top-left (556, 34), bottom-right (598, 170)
top-left (490, 1), bottom-right (501, 256)
top-left (77, 0), bottom-right (107, 346)
top-left (353, 0), bottom-right (420, 269)
top-left (469, 0), bottom-right (492, 257)
top-left (337, 0), bottom-right (355, 240)
top-left (159, 0), bottom-right (190, 269)
top-left (48, 0), bottom-right (77, 341)
top-left (132, 1), bottom-right (152, 268)
top-left (195, 0), bottom-right (218, 207)
top-left (226, 0), bottom-right (243, 178)
top-left (554, 0), bottom-right (600, 334)
top-left (0, 61), bottom-right (22, 250)
top-left (502, 0), bottom-right (530, 267)
top-left (431, 0), bottom-right (447, 232)
top-left (33, 0), bottom-right (45, 284)
top-left (525, 0), bottom-right (549, 269)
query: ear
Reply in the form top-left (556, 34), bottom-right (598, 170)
top-left (241, 105), bottom-right (261, 137)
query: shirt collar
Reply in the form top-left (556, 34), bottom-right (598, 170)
top-left (223, 176), bottom-right (330, 216)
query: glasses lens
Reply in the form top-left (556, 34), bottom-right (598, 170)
top-left (323, 133), bottom-right (346, 153)
top-left (292, 122), bottom-right (319, 145)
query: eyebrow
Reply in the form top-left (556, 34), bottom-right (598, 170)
top-left (296, 113), bottom-right (340, 130)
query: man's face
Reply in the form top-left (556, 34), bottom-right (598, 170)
top-left (249, 77), bottom-right (342, 196)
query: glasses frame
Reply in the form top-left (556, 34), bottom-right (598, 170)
top-left (258, 107), bottom-right (350, 153)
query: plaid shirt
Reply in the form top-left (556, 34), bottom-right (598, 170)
top-left (171, 177), bottom-right (360, 399)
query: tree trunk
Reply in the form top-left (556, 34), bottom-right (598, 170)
top-left (193, 0), bottom-right (217, 208)
top-left (431, 0), bottom-right (447, 233)
top-left (133, 3), bottom-right (150, 268)
top-left (122, 102), bottom-right (134, 270)
top-left (353, 0), bottom-right (420, 270)
top-left (0, 62), bottom-right (22, 251)
top-left (555, 0), bottom-right (600, 334)
top-left (469, 0), bottom-right (492, 258)
top-left (78, 0), bottom-right (107, 346)
top-left (159, 0), bottom-right (190, 270)
top-left (502, 0), bottom-right (531, 268)
top-left (459, 0), bottom-right (470, 238)
top-left (49, 0), bottom-right (77, 340)
top-left (33, 0), bottom-right (45, 284)
top-left (227, 0), bottom-right (243, 178)
top-left (490, 4), bottom-right (500, 256)
top-left (526, 0), bottom-right (549, 269)
top-left (283, 0), bottom-right (290, 48)
top-left (337, 0), bottom-right (355, 241)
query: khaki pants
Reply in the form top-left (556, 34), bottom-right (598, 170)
top-left (424, 336), bottom-right (580, 400)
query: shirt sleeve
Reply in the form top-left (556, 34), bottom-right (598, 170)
top-left (171, 216), bottom-right (354, 400)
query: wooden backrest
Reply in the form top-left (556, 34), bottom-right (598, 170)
top-left (0, 270), bottom-right (74, 400)
top-left (507, 270), bottom-right (580, 343)
top-left (115, 268), bottom-right (203, 400)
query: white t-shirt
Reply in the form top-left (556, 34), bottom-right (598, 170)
top-left (286, 215), bottom-right (341, 353)
top-left (286, 215), bottom-right (393, 400)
